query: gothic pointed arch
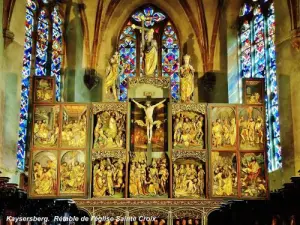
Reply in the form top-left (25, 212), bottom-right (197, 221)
top-left (117, 4), bottom-right (181, 102)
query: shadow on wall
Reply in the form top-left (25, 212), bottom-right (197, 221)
top-left (198, 71), bottom-right (228, 103)
top-left (65, 5), bottom-right (101, 102)
top-left (180, 34), bottom-right (200, 69)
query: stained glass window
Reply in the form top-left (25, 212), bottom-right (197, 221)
top-left (118, 21), bottom-right (137, 101)
top-left (132, 6), bottom-right (166, 27)
top-left (162, 22), bottom-right (180, 101)
top-left (118, 5), bottom-right (180, 102)
top-left (17, 0), bottom-right (64, 170)
top-left (35, 9), bottom-right (49, 77)
top-left (17, 0), bottom-right (37, 170)
top-left (51, 6), bottom-right (63, 101)
top-left (238, 1), bottom-right (282, 172)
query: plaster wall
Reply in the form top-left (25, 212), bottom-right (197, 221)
top-left (0, 0), bottom-right (26, 183)
top-left (274, 0), bottom-right (300, 183)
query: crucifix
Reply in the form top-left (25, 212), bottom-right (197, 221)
top-left (131, 16), bottom-right (150, 49)
top-left (131, 97), bottom-right (166, 165)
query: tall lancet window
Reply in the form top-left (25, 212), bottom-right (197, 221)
top-left (117, 5), bottom-right (180, 102)
top-left (17, 0), bottom-right (64, 170)
top-left (239, 0), bottom-right (281, 172)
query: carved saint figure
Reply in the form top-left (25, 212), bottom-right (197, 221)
top-left (93, 159), bottom-right (125, 197)
top-left (129, 153), bottom-right (168, 197)
top-left (173, 162), bottom-right (205, 198)
top-left (132, 99), bottom-right (166, 144)
top-left (143, 29), bottom-right (158, 76)
top-left (180, 54), bottom-right (195, 102)
top-left (241, 153), bottom-right (267, 197)
top-left (93, 111), bottom-right (126, 149)
top-left (34, 160), bottom-right (57, 195)
top-left (105, 51), bottom-right (120, 100)
top-left (34, 108), bottom-right (59, 147)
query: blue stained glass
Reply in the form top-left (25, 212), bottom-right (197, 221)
top-left (132, 6), bottom-right (166, 27)
top-left (269, 3), bottom-right (275, 14)
top-left (240, 3), bottom-right (252, 16)
top-left (254, 21), bottom-right (264, 42)
top-left (239, 1), bottom-right (282, 172)
top-left (17, 1), bottom-right (36, 170)
top-left (241, 48), bottom-right (251, 78)
top-left (35, 10), bottom-right (49, 77)
top-left (25, 11), bottom-right (34, 35)
top-left (35, 64), bottom-right (47, 76)
top-left (267, 15), bottom-right (275, 35)
top-left (51, 6), bottom-right (63, 101)
top-left (118, 22), bottom-right (136, 101)
top-left (254, 6), bottom-right (263, 23)
top-left (162, 23), bottom-right (179, 101)
top-left (26, 0), bottom-right (37, 11)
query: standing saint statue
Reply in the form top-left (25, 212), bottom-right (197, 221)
top-left (180, 54), bottom-right (195, 103)
top-left (105, 51), bottom-right (120, 101)
top-left (132, 22), bottom-right (158, 77)
top-left (132, 99), bottom-right (166, 144)
top-left (144, 29), bottom-right (158, 76)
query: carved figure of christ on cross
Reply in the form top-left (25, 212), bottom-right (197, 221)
top-left (132, 99), bottom-right (166, 144)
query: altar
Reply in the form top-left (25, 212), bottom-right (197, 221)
top-left (27, 5), bottom-right (269, 225)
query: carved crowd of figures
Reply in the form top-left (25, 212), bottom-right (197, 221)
top-left (239, 114), bottom-right (264, 149)
top-left (34, 120), bottom-right (59, 146)
top-left (93, 111), bottom-right (126, 149)
top-left (33, 160), bottom-right (56, 195)
top-left (211, 117), bottom-right (237, 148)
top-left (173, 113), bottom-right (204, 148)
top-left (60, 160), bottom-right (85, 193)
top-left (241, 153), bottom-right (267, 197)
top-left (173, 163), bottom-right (205, 198)
top-left (129, 152), bottom-right (169, 197)
top-left (93, 158), bottom-right (125, 197)
top-left (62, 115), bottom-right (87, 147)
top-left (212, 153), bottom-right (237, 197)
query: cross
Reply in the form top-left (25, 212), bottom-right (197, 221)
top-left (131, 16), bottom-right (150, 49)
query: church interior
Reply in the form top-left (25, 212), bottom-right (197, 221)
top-left (0, 0), bottom-right (300, 224)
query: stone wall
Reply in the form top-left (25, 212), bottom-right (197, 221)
top-left (0, 0), bottom-right (26, 183)
top-left (273, 0), bottom-right (300, 186)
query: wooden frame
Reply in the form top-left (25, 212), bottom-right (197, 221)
top-left (29, 103), bottom-right (90, 199)
top-left (171, 103), bottom-right (207, 151)
top-left (60, 103), bottom-right (89, 149)
top-left (91, 102), bottom-right (128, 151)
top-left (243, 78), bottom-right (265, 105)
top-left (208, 104), bottom-right (269, 200)
top-left (90, 102), bottom-right (128, 199)
top-left (130, 98), bottom-right (168, 152)
top-left (33, 76), bottom-right (55, 104)
top-left (172, 150), bottom-right (208, 199)
top-left (28, 101), bottom-right (268, 201)
top-left (58, 149), bottom-right (87, 197)
top-left (28, 149), bottom-right (58, 198)
top-left (32, 104), bottom-right (61, 149)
